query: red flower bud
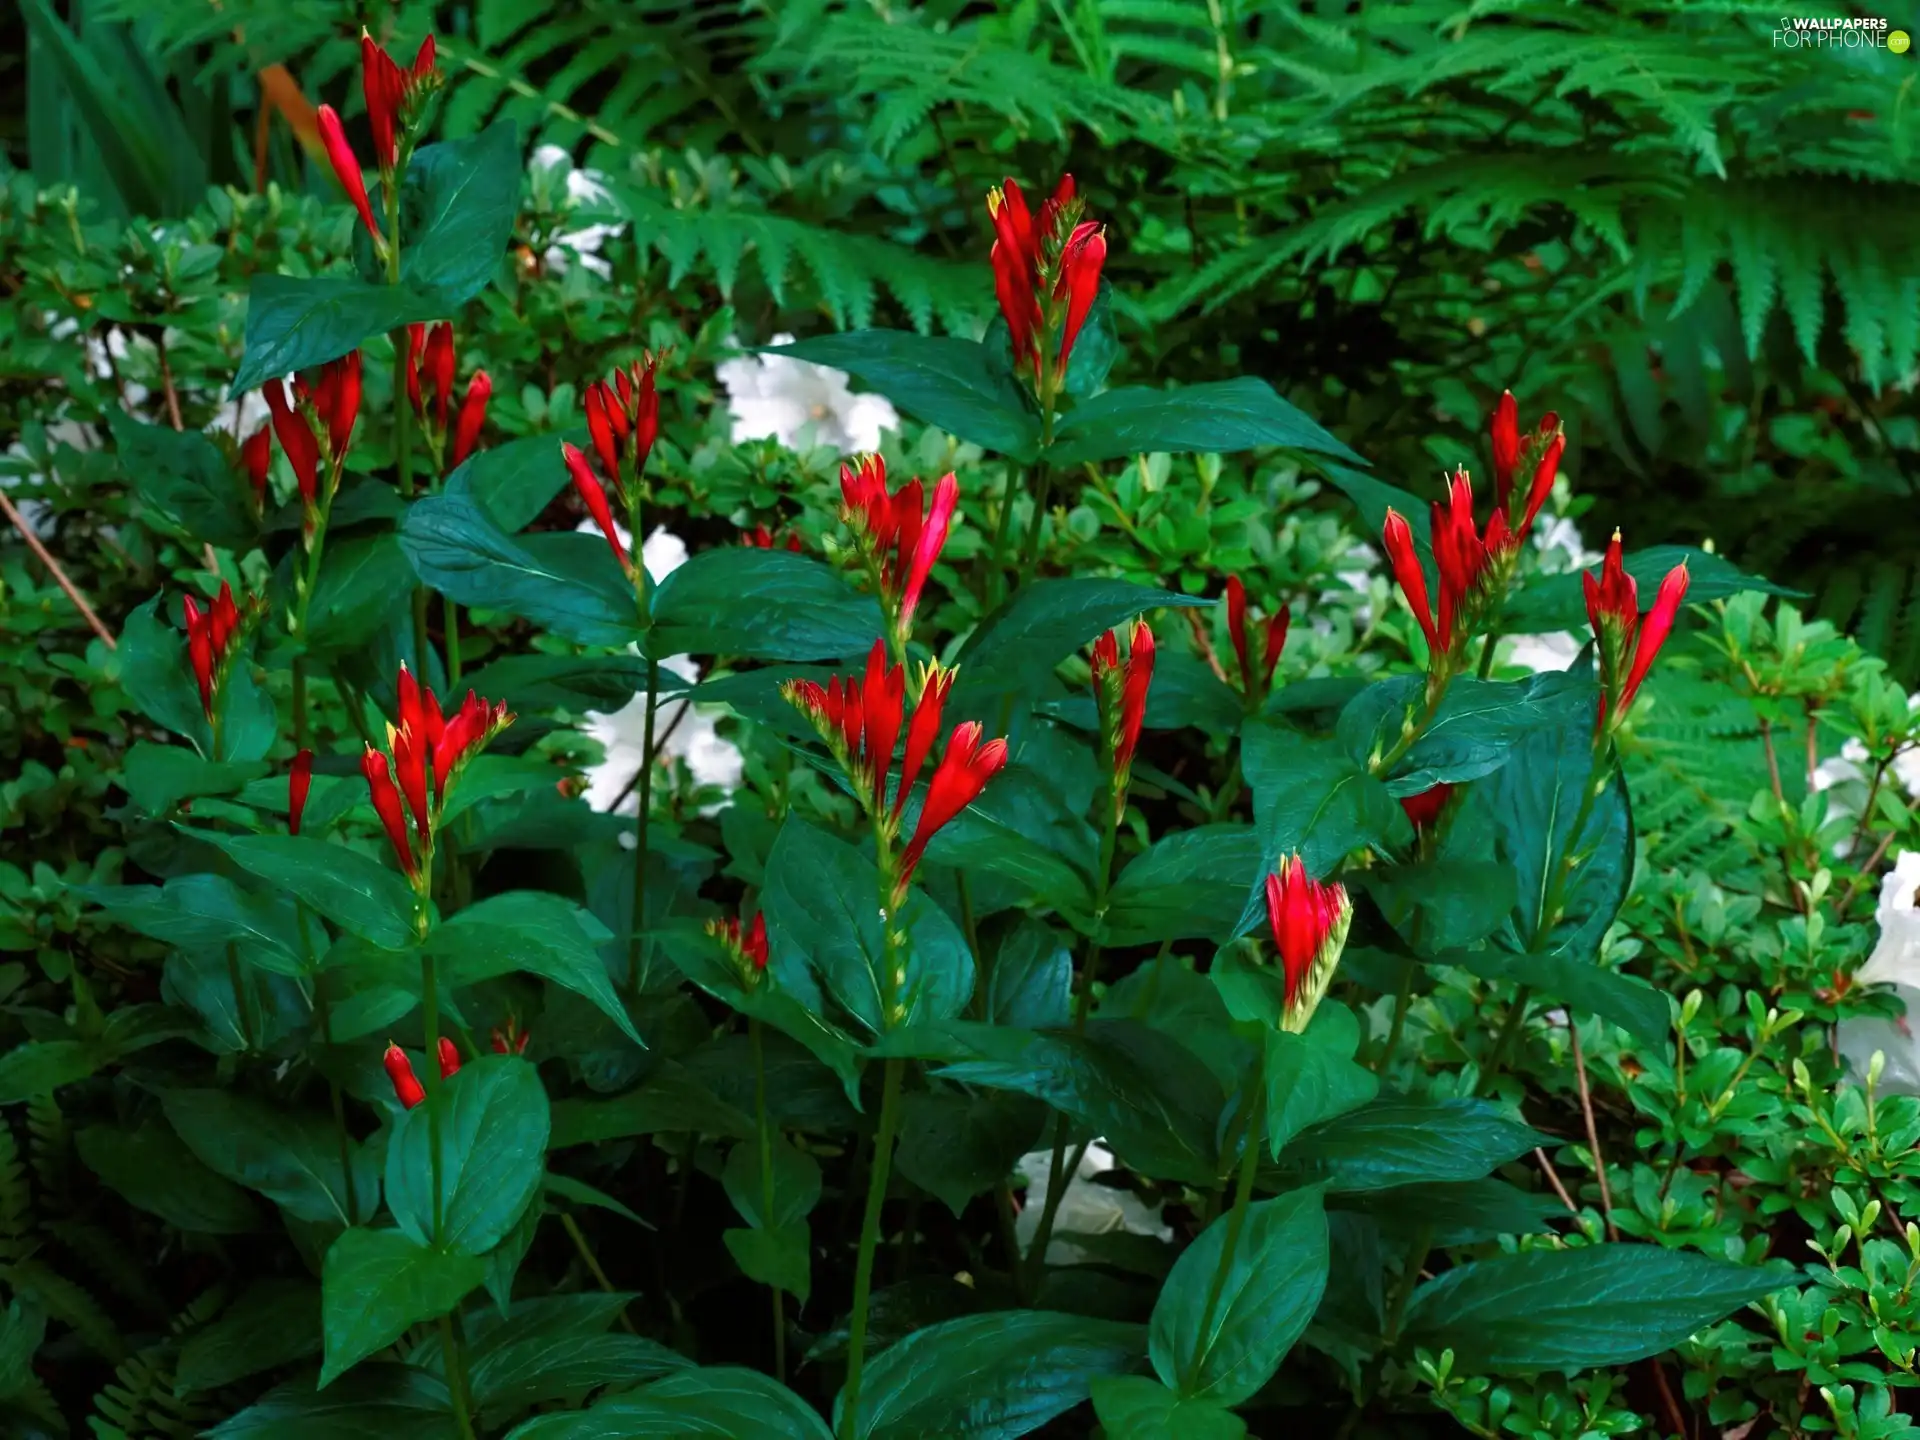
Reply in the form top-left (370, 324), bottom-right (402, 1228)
top-left (411, 35), bottom-right (437, 83)
top-left (584, 381), bottom-right (621, 481)
top-left (436, 1035), bottom-right (461, 1079)
top-left (861, 640), bottom-right (907, 812)
top-left (289, 748), bottom-right (313, 836)
top-left (183, 595), bottom-right (214, 719)
top-left (360, 30), bottom-right (404, 171)
top-left (405, 324), bottom-right (426, 414)
top-left (490, 1020), bottom-right (531, 1055)
top-left (1091, 620), bottom-right (1155, 797)
top-left (631, 357), bottom-right (660, 475)
top-left (896, 664), bottom-right (953, 820)
top-left (563, 442), bottom-right (626, 571)
top-left (316, 105), bottom-right (381, 246)
top-left (1263, 854), bottom-right (1353, 1029)
top-left (361, 746), bottom-right (418, 880)
top-left (1225, 578), bottom-right (1289, 696)
top-left (742, 912), bottom-right (769, 970)
top-left (1617, 560), bottom-right (1690, 724)
top-left (840, 455), bottom-right (959, 644)
top-left (1515, 421), bottom-right (1564, 541)
top-left (1055, 222), bottom-right (1106, 372)
top-left (383, 1042), bottom-right (426, 1109)
top-left (241, 425), bottom-right (273, 503)
top-left (451, 371), bottom-right (490, 468)
top-left (899, 722), bottom-right (1009, 895)
top-left (899, 471), bottom-right (958, 640)
top-left (423, 323), bottom-right (455, 431)
top-left (1399, 782), bottom-right (1453, 831)
top-left (312, 352), bottom-right (362, 460)
top-left (432, 689), bottom-right (514, 794)
top-left (1382, 509), bottom-right (1436, 653)
top-left (1488, 391), bottom-right (1520, 515)
top-left (264, 380), bottom-right (320, 507)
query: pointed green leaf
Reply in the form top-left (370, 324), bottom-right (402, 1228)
top-left (319, 1228), bottom-right (485, 1386)
top-left (386, 1056), bottom-right (550, 1257)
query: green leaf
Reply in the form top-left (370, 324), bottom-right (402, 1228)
top-left (1149, 1187), bottom-right (1328, 1405)
top-left (649, 548), bottom-right (885, 661)
top-left (184, 830), bottom-right (419, 951)
top-left (400, 122), bottom-right (521, 302)
top-left (431, 892), bottom-right (643, 1047)
top-left (1263, 1008), bottom-right (1379, 1156)
top-left (470, 1325), bottom-right (686, 1416)
top-left (0, 1039), bottom-right (114, 1104)
top-left (176, 1279), bottom-right (321, 1391)
top-left (723, 1226), bottom-right (813, 1303)
top-left (387, 1056), bottom-right (550, 1257)
top-left (984, 922), bottom-right (1071, 1030)
top-left (306, 534), bottom-right (416, 658)
top-left (1104, 827), bottom-right (1262, 946)
top-left (319, 1227), bottom-right (486, 1387)
top-left (895, 1091), bottom-right (1047, 1217)
top-left (84, 872), bottom-right (305, 975)
top-left (447, 428), bottom-right (579, 534)
top-left (723, 1136), bottom-right (823, 1230)
top-left (836, 1311), bottom-right (1145, 1440)
top-left (462, 653), bottom-right (657, 714)
top-left (549, 1062), bottom-right (756, 1148)
top-left (922, 809), bottom-right (1095, 919)
top-left (1445, 949), bottom-right (1672, 1045)
top-left (1089, 1376), bottom-right (1248, 1440)
top-left (505, 1366), bottom-right (835, 1439)
top-left (210, 1365), bottom-right (458, 1439)
top-left (956, 580), bottom-right (1208, 699)
top-left (937, 1021), bottom-right (1222, 1186)
top-left (1048, 377), bottom-right (1363, 467)
top-left (232, 275), bottom-right (449, 395)
top-left (111, 414), bottom-right (253, 550)
top-left (762, 819), bottom-right (973, 1034)
top-left (117, 594), bottom-right (206, 746)
top-left (117, 743), bottom-right (268, 818)
top-left (766, 332), bottom-right (1041, 460)
top-left (1236, 720), bottom-right (1406, 935)
top-left (163, 1088), bottom-right (379, 1227)
top-left (75, 1122), bottom-right (262, 1234)
top-left (1402, 1245), bottom-right (1792, 1371)
top-left (1344, 675), bottom-right (1582, 794)
top-left (402, 493), bottom-right (641, 648)
top-left (1344, 1179), bottom-right (1564, 1247)
top-left (1319, 464), bottom-right (1428, 559)
top-left (1276, 1097), bottom-right (1547, 1192)
top-left (1502, 546), bottom-right (1794, 634)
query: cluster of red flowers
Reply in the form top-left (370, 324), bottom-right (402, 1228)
top-left (360, 666), bottom-right (514, 886)
top-left (1584, 530), bottom-right (1691, 734)
top-left (784, 642), bottom-right (1005, 900)
top-left (986, 174), bottom-right (1106, 392)
top-left (565, 356), bottom-right (662, 580)
top-left (840, 455), bottom-right (958, 650)
top-left (180, 582), bottom-right (257, 726)
top-left (1264, 854), bottom-right (1354, 1029)
top-left (1224, 577), bottom-right (1289, 701)
top-left (710, 911), bottom-right (771, 981)
top-left (405, 322), bottom-right (492, 471)
top-left (318, 31), bottom-right (440, 254)
top-left (1090, 620), bottom-right (1154, 814)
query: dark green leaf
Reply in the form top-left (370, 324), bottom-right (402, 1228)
top-left (506, 1365), bottom-right (835, 1439)
top-left (306, 534), bottom-right (416, 658)
top-left (1089, 1376), bottom-right (1247, 1440)
top-left (1502, 546), bottom-right (1794, 634)
top-left (112, 415), bottom-right (253, 549)
top-left (766, 332), bottom-right (1041, 460)
top-left (837, 1310), bottom-right (1145, 1440)
top-left (117, 594), bottom-right (205, 745)
top-left (956, 580), bottom-right (1208, 699)
top-left (75, 1122), bottom-right (261, 1233)
top-left (1149, 1187), bottom-right (1328, 1405)
top-left (1342, 1179), bottom-right (1564, 1247)
top-left (447, 429), bottom-right (580, 534)
top-left (1105, 827), bottom-right (1262, 946)
top-left (1048, 378), bottom-right (1362, 466)
top-left (400, 122), bottom-right (521, 301)
top-left (184, 830), bottom-right (418, 951)
top-left (1275, 1097), bottom-right (1547, 1192)
top-left (1343, 676), bottom-right (1583, 794)
top-left (117, 743), bottom-right (268, 818)
top-left (319, 1227), bottom-right (486, 1386)
top-left (723, 1136), bottom-right (823, 1230)
top-left (473, 1331), bottom-right (688, 1416)
top-left (401, 493), bottom-right (639, 647)
top-left (984, 922), bottom-right (1072, 1031)
top-left (176, 1280), bottom-right (321, 1391)
top-left (1263, 1008), bottom-right (1379, 1156)
top-left (163, 1088), bottom-right (379, 1226)
top-left (649, 548), bottom-right (884, 661)
top-left (0, 1039), bottom-right (114, 1104)
top-left (209, 1365), bottom-right (457, 1439)
top-left (232, 275), bottom-right (448, 395)
top-left (724, 1225), bottom-right (813, 1303)
top-left (431, 892), bottom-right (643, 1046)
top-left (1444, 949), bottom-right (1672, 1045)
top-left (922, 809), bottom-right (1094, 919)
top-left (549, 1061), bottom-right (756, 1148)
top-left (387, 1056), bottom-right (550, 1257)
top-left (895, 1091), bottom-right (1047, 1217)
top-left (463, 653), bottom-right (657, 714)
top-left (84, 873), bottom-right (305, 975)
top-left (1402, 1245), bottom-right (1792, 1371)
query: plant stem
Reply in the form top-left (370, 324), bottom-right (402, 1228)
top-left (1182, 1061), bottom-right (1268, 1391)
top-left (752, 1018), bottom-right (788, 1384)
top-left (302, 904), bottom-right (358, 1225)
top-left (840, 1056), bottom-right (904, 1440)
top-left (420, 951), bottom-right (446, 1239)
top-left (1480, 984), bottom-right (1533, 1083)
top-left (1377, 960), bottom-right (1416, 1073)
top-left (560, 1211), bottom-right (639, 1333)
top-left (444, 595), bottom-right (462, 683)
top-left (438, 1314), bottom-right (478, 1440)
top-left (1015, 460), bottom-right (1052, 589)
top-left (626, 659), bottom-right (660, 997)
top-left (985, 465), bottom-right (1018, 604)
top-left (1569, 1019), bottom-right (1619, 1239)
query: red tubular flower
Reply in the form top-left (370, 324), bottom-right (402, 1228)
top-left (899, 721), bottom-right (1010, 894)
top-left (584, 381), bottom-right (621, 480)
top-left (1054, 221), bottom-right (1107, 371)
top-left (383, 1043), bottom-right (426, 1109)
top-left (451, 371), bottom-right (490, 468)
top-left (360, 30), bottom-right (404, 171)
top-left (1620, 562), bottom-right (1691, 709)
top-left (1225, 577), bottom-right (1289, 696)
top-left (316, 105), bottom-right (381, 246)
top-left (743, 523), bottom-right (803, 551)
top-left (263, 380), bottom-right (320, 507)
top-left (986, 173), bottom-right (1104, 388)
top-left (436, 1035), bottom-right (461, 1079)
top-left (241, 425), bottom-right (272, 504)
top-left (861, 640), bottom-right (907, 812)
top-left (289, 748), bottom-right (313, 836)
top-left (840, 455), bottom-right (960, 643)
top-left (1430, 469), bottom-right (1491, 653)
top-left (311, 352), bottom-right (362, 460)
top-left (1399, 782), bottom-right (1454, 832)
top-left (633, 358), bottom-right (660, 474)
top-left (709, 911), bottom-right (772, 985)
top-left (896, 664), bottom-right (953, 819)
top-left (563, 442), bottom-right (626, 571)
top-left (432, 689), bottom-right (514, 793)
top-left (1090, 620), bottom-right (1154, 799)
top-left (361, 747), bottom-right (418, 879)
top-left (1583, 531), bottom-right (1691, 731)
top-left (899, 471), bottom-right (959, 637)
top-left (1487, 392), bottom-right (1566, 540)
top-left (1515, 421), bottom-right (1564, 541)
top-left (183, 596), bottom-right (214, 718)
top-left (361, 670), bottom-right (512, 884)
top-left (1263, 854), bottom-right (1354, 1031)
top-left (1382, 509), bottom-right (1437, 653)
top-left (1489, 391), bottom-right (1520, 513)
top-left (404, 324), bottom-right (426, 412)
top-left (742, 912), bottom-right (769, 970)
top-left (423, 323), bottom-right (455, 430)
top-left (491, 1019), bottom-right (531, 1054)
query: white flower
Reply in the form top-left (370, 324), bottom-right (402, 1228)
top-left (1530, 512), bottom-right (1600, 573)
top-left (1501, 631), bottom-right (1582, 674)
top-left (208, 386), bottom-right (270, 441)
top-left (1014, 1141), bottom-right (1172, 1265)
top-left (715, 333), bottom-right (899, 455)
top-left (575, 525), bottom-right (742, 817)
top-left (1854, 851), bottom-right (1920, 990)
top-left (531, 145), bottom-right (621, 280)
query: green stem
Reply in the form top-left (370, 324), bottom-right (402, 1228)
top-left (840, 1056), bottom-right (904, 1440)
top-left (444, 595), bottom-right (462, 684)
top-left (289, 488), bottom-right (335, 750)
top-left (420, 951), bottom-right (446, 1239)
top-left (1377, 961), bottom-right (1416, 1073)
top-left (438, 1314), bottom-right (478, 1440)
top-left (752, 1018), bottom-right (788, 1385)
top-left (224, 941), bottom-right (252, 1051)
top-left (1182, 1059), bottom-right (1268, 1391)
top-left (985, 465), bottom-right (1019, 604)
top-left (626, 660), bottom-right (660, 996)
top-left (1014, 460), bottom-right (1052, 589)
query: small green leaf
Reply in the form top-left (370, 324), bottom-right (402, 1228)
top-left (163, 1088), bottom-right (379, 1226)
top-left (1089, 1375), bottom-right (1248, 1440)
top-left (1149, 1187), bottom-right (1328, 1405)
top-left (85, 873), bottom-right (305, 975)
top-left (183, 830), bottom-right (418, 951)
top-left (1048, 377), bottom-right (1362, 466)
top-left (1345, 1179), bottom-right (1564, 1246)
top-left (306, 534), bottom-right (416, 658)
top-left (1445, 949), bottom-right (1672, 1045)
top-left (232, 275), bottom-right (448, 395)
top-left (1402, 1245), bottom-right (1792, 1371)
top-left (76, 1122), bottom-right (262, 1234)
top-left (766, 332), bottom-right (1041, 460)
top-left (462, 653), bottom-right (659, 714)
top-left (319, 1227), bottom-right (485, 1387)
top-left (983, 922), bottom-right (1071, 1030)
top-left (0, 1039), bottom-right (115, 1105)
top-left (176, 1280), bottom-right (321, 1391)
top-left (117, 594), bottom-right (206, 746)
top-left (648, 548), bottom-right (885, 661)
top-left (117, 743), bottom-right (268, 818)
top-left (399, 122), bottom-right (521, 302)
top-left (1276, 1097), bottom-right (1548, 1192)
top-left (468, 1317), bottom-right (686, 1416)
top-left (894, 1090), bottom-right (1047, 1217)
top-left (447, 428), bottom-right (581, 533)
top-left (956, 580), bottom-right (1208, 700)
top-left (836, 1311), bottom-right (1145, 1440)
top-left (386, 1056), bottom-right (551, 1257)
top-left (431, 891), bottom-right (643, 1047)
top-left (112, 414), bottom-right (253, 550)
top-left (549, 1062), bottom-right (756, 1148)
top-left (402, 493), bottom-right (641, 648)
top-left (1264, 1009), bottom-right (1379, 1155)
top-left (723, 1225), bottom-right (813, 1303)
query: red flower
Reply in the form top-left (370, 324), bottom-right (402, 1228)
top-left (361, 668), bottom-right (513, 883)
top-left (1055, 221), bottom-right (1107, 371)
top-left (310, 352), bottom-right (362, 460)
top-left (1488, 391), bottom-right (1520, 510)
top-left (711, 911), bottom-right (771, 979)
top-left (1487, 391), bottom-right (1565, 540)
top-left (1583, 531), bottom-right (1690, 732)
top-left (583, 356), bottom-right (662, 489)
top-left (241, 425), bottom-right (272, 505)
top-left (491, 1019), bottom-right (531, 1055)
top-left (263, 380), bottom-right (320, 507)
top-left (289, 748), bottom-right (314, 836)
top-left (1225, 577), bottom-right (1289, 696)
top-left (181, 582), bottom-right (250, 723)
top-left (743, 523), bottom-right (802, 552)
top-left (437, 1035), bottom-right (461, 1079)
top-left (1387, 468), bottom-right (1517, 665)
top-left (316, 105), bottom-right (381, 247)
top-left (584, 381), bottom-right (622, 481)
top-left (1382, 508), bottom-right (1436, 654)
top-left (1399, 782), bottom-right (1453, 831)
top-left (360, 29), bottom-right (439, 173)
top-left (362, 747), bottom-right (418, 880)
top-left (987, 174), bottom-right (1102, 385)
top-left (861, 642), bottom-right (907, 812)
top-left (563, 442), bottom-right (626, 571)
top-left (900, 723), bottom-right (1009, 893)
top-left (451, 371), bottom-right (490, 468)
top-left (422, 323), bottom-right (455, 431)
top-left (1091, 620), bottom-right (1154, 799)
top-left (383, 1042), bottom-right (426, 1109)
top-left (896, 664), bottom-right (953, 820)
top-left (839, 455), bottom-right (960, 644)
top-left (1263, 854), bottom-right (1353, 1028)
